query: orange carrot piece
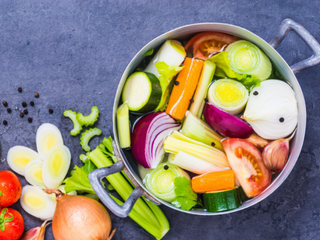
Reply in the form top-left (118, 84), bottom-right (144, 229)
top-left (165, 57), bottom-right (204, 120)
top-left (191, 170), bottom-right (235, 193)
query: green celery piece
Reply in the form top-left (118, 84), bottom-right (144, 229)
top-left (143, 48), bottom-right (154, 57)
top-left (107, 184), bottom-right (115, 191)
top-left (171, 177), bottom-right (198, 211)
top-left (88, 148), bottom-right (161, 229)
top-left (80, 128), bottom-right (102, 152)
top-left (79, 154), bottom-right (90, 163)
top-left (76, 106), bottom-right (100, 127)
top-left (85, 194), bottom-right (100, 201)
top-left (208, 52), bottom-right (261, 91)
top-left (63, 110), bottom-right (83, 136)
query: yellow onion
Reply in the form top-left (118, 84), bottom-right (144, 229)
top-left (45, 189), bottom-right (115, 240)
top-left (20, 219), bottom-right (51, 240)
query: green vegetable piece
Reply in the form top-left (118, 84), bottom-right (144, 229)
top-left (107, 184), bottom-right (115, 191)
top-left (0, 191), bottom-right (2, 196)
top-left (80, 128), bottom-right (102, 152)
top-left (79, 154), bottom-right (90, 163)
top-left (63, 110), bottom-right (83, 136)
top-left (171, 177), bottom-right (198, 211)
top-left (85, 194), bottom-right (100, 201)
top-left (143, 48), bottom-right (154, 57)
top-left (76, 106), bottom-right (100, 127)
top-left (117, 102), bottom-right (131, 148)
top-left (203, 188), bottom-right (242, 212)
top-left (0, 208), bottom-right (14, 231)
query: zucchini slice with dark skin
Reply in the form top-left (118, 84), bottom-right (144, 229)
top-left (204, 188), bottom-right (242, 212)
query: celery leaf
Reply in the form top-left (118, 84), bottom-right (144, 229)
top-left (171, 177), bottom-right (198, 211)
top-left (155, 61), bottom-right (184, 80)
top-left (143, 48), bottom-right (154, 57)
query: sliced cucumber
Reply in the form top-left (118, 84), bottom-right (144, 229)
top-left (204, 188), bottom-right (242, 212)
top-left (117, 102), bottom-right (131, 148)
top-left (122, 72), bottom-right (162, 113)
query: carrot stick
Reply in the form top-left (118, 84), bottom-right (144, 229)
top-left (191, 170), bottom-right (235, 193)
top-left (165, 57), bottom-right (204, 120)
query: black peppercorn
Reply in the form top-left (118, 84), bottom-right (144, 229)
top-left (49, 109), bottom-right (53, 114)
top-left (164, 165), bottom-right (169, 170)
top-left (279, 117), bottom-right (284, 122)
top-left (204, 98), bottom-right (208, 103)
top-left (24, 109), bottom-right (28, 115)
top-left (20, 112), bottom-right (24, 118)
top-left (174, 81), bottom-right (179, 86)
top-left (190, 99), bottom-right (194, 103)
top-left (34, 93), bottom-right (39, 98)
top-left (22, 102), bottom-right (27, 107)
top-left (3, 101), bottom-right (8, 107)
top-left (30, 101), bottom-right (35, 107)
top-left (3, 120), bottom-right (7, 125)
top-left (18, 87), bottom-right (22, 93)
top-left (253, 91), bottom-right (259, 96)
top-left (211, 142), bottom-right (215, 147)
top-left (28, 117), bottom-right (33, 123)
top-left (7, 108), bottom-right (11, 113)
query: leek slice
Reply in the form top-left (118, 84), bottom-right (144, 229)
top-left (180, 111), bottom-right (223, 151)
top-left (208, 79), bottom-right (249, 115)
top-left (164, 131), bottom-right (229, 168)
top-left (116, 102), bottom-right (131, 148)
top-left (225, 40), bottom-right (272, 81)
top-left (144, 163), bottom-right (189, 202)
top-left (168, 151), bottom-right (229, 174)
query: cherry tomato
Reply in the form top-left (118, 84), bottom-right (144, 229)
top-left (222, 138), bottom-right (271, 198)
top-left (185, 32), bottom-right (238, 60)
top-left (0, 208), bottom-right (24, 240)
top-left (0, 171), bottom-right (22, 207)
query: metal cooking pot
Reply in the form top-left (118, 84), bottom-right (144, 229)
top-left (89, 19), bottom-right (320, 217)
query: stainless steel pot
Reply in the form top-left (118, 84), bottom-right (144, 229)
top-left (89, 19), bottom-right (320, 217)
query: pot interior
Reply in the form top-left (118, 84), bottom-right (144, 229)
top-left (113, 23), bottom-right (306, 215)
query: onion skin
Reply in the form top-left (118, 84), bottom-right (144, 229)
top-left (204, 103), bottom-right (253, 138)
top-left (244, 133), bottom-right (269, 151)
top-left (45, 189), bottom-right (115, 240)
top-left (262, 139), bottom-right (290, 173)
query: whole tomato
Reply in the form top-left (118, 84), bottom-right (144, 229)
top-left (0, 208), bottom-right (24, 240)
top-left (0, 171), bottom-right (22, 207)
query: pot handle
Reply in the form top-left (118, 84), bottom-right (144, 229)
top-left (270, 18), bottom-right (320, 74)
top-left (88, 141), bottom-right (160, 218)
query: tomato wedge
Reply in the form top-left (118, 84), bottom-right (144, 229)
top-left (185, 32), bottom-right (238, 60)
top-left (222, 138), bottom-right (271, 198)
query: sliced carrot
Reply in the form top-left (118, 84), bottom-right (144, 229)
top-left (191, 170), bottom-right (235, 193)
top-left (165, 57), bottom-right (204, 120)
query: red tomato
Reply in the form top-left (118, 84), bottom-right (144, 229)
top-left (0, 171), bottom-right (22, 207)
top-left (222, 138), bottom-right (271, 198)
top-left (0, 208), bottom-right (24, 240)
top-left (185, 32), bottom-right (238, 60)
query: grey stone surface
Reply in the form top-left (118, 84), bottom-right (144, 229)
top-left (0, 0), bottom-right (320, 239)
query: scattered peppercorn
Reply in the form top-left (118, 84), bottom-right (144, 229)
top-left (253, 91), bottom-right (259, 96)
top-left (164, 165), bottom-right (169, 170)
top-left (7, 108), bottom-right (11, 113)
top-left (34, 93), bottom-right (39, 98)
top-left (174, 81), bottom-right (179, 86)
top-left (3, 101), bottom-right (8, 107)
top-left (30, 101), bottom-right (35, 107)
top-left (49, 109), bottom-right (53, 114)
top-left (211, 142), bottom-right (215, 147)
top-left (24, 109), bottom-right (28, 115)
top-left (205, 98), bottom-right (208, 103)
top-left (279, 117), bottom-right (284, 122)
top-left (28, 117), bottom-right (33, 123)
top-left (3, 120), bottom-right (7, 125)
top-left (22, 102), bottom-right (27, 108)
top-left (190, 99), bottom-right (194, 103)
top-left (20, 112), bottom-right (24, 118)
top-left (18, 87), bottom-right (22, 93)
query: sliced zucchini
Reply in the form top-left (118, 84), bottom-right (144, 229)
top-left (122, 72), bottom-right (162, 113)
top-left (204, 188), bottom-right (242, 212)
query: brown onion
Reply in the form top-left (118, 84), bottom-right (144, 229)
top-left (20, 219), bottom-right (51, 240)
top-left (44, 189), bottom-right (115, 240)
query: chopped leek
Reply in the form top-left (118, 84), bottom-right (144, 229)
top-left (189, 59), bottom-right (216, 118)
top-left (208, 79), bottom-right (249, 115)
top-left (144, 163), bottom-right (189, 202)
top-left (63, 110), bottom-right (83, 136)
top-left (168, 151), bottom-right (229, 174)
top-left (138, 163), bottom-right (150, 181)
top-left (76, 106), bottom-right (100, 127)
top-left (164, 131), bottom-right (229, 168)
top-left (80, 128), bottom-right (102, 152)
top-left (180, 111), bottom-right (223, 151)
top-left (116, 102), bottom-right (131, 148)
top-left (225, 40), bottom-right (272, 81)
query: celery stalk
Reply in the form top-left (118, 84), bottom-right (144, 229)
top-left (117, 103), bottom-right (131, 148)
top-left (88, 148), bottom-right (161, 229)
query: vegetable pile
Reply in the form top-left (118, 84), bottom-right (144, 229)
top-left (117, 32), bottom-right (298, 212)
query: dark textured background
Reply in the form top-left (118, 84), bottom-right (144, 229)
top-left (0, 1), bottom-right (320, 239)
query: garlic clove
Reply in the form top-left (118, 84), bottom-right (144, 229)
top-left (262, 138), bottom-right (290, 173)
top-left (244, 133), bottom-right (269, 151)
top-left (20, 219), bottom-right (51, 240)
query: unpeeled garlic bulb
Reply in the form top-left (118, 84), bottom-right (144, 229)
top-left (20, 219), bottom-right (51, 240)
top-left (262, 138), bottom-right (290, 172)
top-left (243, 80), bottom-right (298, 140)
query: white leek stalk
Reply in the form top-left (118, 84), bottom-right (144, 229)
top-left (164, 131), bottom-right (230, 168)
top-left (168, 151), bottom-right (229, 174)
top-left (180, 111), bottom-right (223, 151)
top-left (225, 40), bottom-right (272, 81)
